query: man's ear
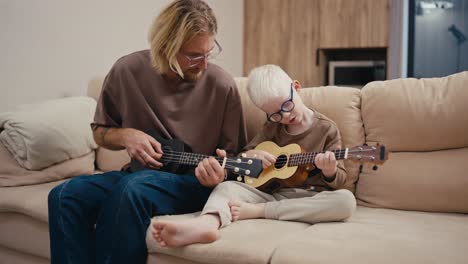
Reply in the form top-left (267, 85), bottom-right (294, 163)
top-left (293, 80), bottom-right (301, 92)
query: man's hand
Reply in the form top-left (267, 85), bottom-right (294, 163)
top-left (121, 128), bottom-right (164, 169)
top-left (314, 151), bottom-right (338, 178)
top-left (244, 149), bottom-right (276, 169)
top-left (195, 149), bottom-right (226, 187)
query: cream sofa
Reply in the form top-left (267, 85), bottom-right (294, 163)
top-left (1, 72), bottom-right (467, 264)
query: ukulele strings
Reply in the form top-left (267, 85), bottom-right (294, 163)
top-left (159, 148), bottom-right (372, 166)
top-left (158, 150), bottom-right (253, 164)
top-left (154, 150), bottom-right (253, 174)
top-left (276, 149), bottom-right (375, 163)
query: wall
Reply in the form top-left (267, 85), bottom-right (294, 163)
top-left (388, 0), bottom-right (409, 79)
top-left (0, 0), bottom-right (243, 112)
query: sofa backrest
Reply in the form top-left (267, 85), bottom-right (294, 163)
top-left (356, 71), bottom-right (468, 213)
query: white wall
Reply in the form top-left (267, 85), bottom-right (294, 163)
top-left (388, 0), bottom-right (408, 79)
top-left (0, 0), bottom-right (243, 112)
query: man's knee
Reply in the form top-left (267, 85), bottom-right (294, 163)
top-left (116, 171), bottom-right (163, 202)
top-left (48, 176), bottom-right (96, 207)
top-left (48, 182), bottom-right (64, 208)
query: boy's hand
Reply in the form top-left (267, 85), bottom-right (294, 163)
top-left (314, 151), bottom-right (338, 178)
top-left (195, 148), bottom-right (227, 187)
top-left (244, 150), bottom-right (276, 169)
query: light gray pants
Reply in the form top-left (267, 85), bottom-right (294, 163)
top-left (201, 181), bottom-right (356, 228)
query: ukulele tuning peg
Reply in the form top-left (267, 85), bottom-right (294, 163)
top-left (241, 153), bottom-right (247, 158)
top-left (372, 165), bottom-right (379, 171)
top-left (237, 176), bottom-right (243, 182)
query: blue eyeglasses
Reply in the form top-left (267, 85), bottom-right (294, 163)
top-left (266, 83), bottom-right (295, 122)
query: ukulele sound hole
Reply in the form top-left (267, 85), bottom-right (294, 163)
top-left (274, 155), bottom-right (288, 169)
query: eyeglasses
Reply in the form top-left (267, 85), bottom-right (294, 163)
top-left (266, 83), bottom-right (295, 122)
top-left (180, 39), bottom-right (223, 68)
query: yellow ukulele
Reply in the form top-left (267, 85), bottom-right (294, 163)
top-left (242, 141), bottom-right (388, 193)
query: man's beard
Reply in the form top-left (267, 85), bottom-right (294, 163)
top-left (183, 69), bottom-right (203, 82)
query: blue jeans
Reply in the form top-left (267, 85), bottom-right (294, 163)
top-left (48, 170), bottom-right (212, 264)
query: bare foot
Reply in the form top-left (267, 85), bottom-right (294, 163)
top-left (152, 214), bottom-right (220, 248)
top-left (228, 200), bottom-right (265, 221)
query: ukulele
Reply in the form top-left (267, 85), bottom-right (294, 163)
top-left (242, 141), bottom-right (388, 193)
top-left (128, 130), bottom-right (264, 178)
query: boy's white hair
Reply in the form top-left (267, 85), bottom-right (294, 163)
top-left (247, 64), bottom-right (293, 107)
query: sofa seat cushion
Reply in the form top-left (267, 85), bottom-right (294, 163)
top-left (0, 245), bottom-right (48, 264)
top-left (147, 213), bottom-right (309, 264)
top-left (0, 212), bottom-right (50, 260)
top-left (270, 206), bottom-right (468, 264)
top-left (0, 180), bottom-right (64, 222)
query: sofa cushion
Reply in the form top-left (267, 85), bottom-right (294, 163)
top-left (0, 144), bottom-right (94, 187)
top-left (300, 86), bottom-right (365, 192)
top-left (357, 71), bottom-right (468, 213)
top-left (95, 148), bottom-right (130, 172)
top-left (269, 206), bottom-right (468, 264)
top-left (0, 180), bottom-right (64, 221)
top-left (361, 71), bottom-right (468, 151)
top-left (357, 148), bottom-right (468, 213)
top-left (147, 213), bottom-right (309, 264)
top-left (0, 213), bottom-right (50, 260)
top-left (0, 96), bottom-right (98, 170)
top-left (0, 245), bottom-right (48, 264)
top-left (235, 77), bottom-right (265, 142)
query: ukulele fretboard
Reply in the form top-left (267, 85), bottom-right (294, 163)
top-left (161, 150), bottom-right (225, 166)
top-left (288, 149), bottom-right (348, 166)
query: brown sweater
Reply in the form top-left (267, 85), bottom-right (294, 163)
top-left (93, 50), bottom-right (247, 156)
top-left (243, 110), bottom-right (347, 191)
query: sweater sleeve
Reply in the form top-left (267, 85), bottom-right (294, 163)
top-left (318, 125), bottom-right (348, 190)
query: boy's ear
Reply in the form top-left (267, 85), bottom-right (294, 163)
top-left (293, 80), bottom-right (301, 91)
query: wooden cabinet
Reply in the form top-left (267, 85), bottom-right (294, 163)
top-left (244, 0), bottom-right (322, 87)
top-left (319, 0), bottom-right (390, 48)
top-left (244, 0), bottom-right (390, 86)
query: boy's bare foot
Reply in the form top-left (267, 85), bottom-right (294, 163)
top-left (152, 214), bottom-right (220, 248)
top-left (229, 200), bottom-right (265, 221)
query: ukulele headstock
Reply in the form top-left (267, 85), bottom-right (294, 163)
top-left (225, 156), bottom-right (263, 178)
top-left (347, 144), bottom-right (388, 164)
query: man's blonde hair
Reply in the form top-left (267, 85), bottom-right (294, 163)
top-left (247, 65), bottom-right (293, 108)
top-left (148, 0), bottom-right (217, 77)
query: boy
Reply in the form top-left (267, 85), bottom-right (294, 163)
top-left (152, 64), bottom-right (356, 247)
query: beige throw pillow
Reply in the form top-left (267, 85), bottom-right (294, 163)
top-left (0, 96), bottom-right (98, 170)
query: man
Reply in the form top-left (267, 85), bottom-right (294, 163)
top-left (48, 0), bottom-right (247, 263)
